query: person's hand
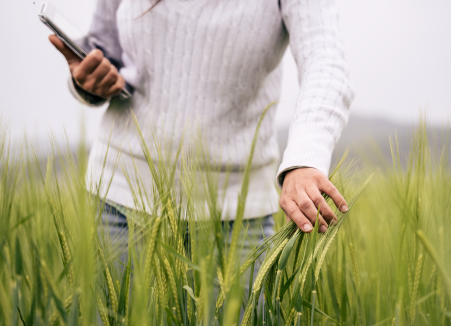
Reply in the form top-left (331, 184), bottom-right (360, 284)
top-left (49, 35), bottom-right (125, 99)
top-left (279, 168), bottom-right (348, 233)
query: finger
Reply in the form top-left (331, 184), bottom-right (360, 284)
top-left (280, 199), bottom-right (313, 233)
top-left (95, 68), bottom-right (119, 95)
top-left (306, 187), bottom-right (337, 224)
top-left (107, 76), bottom-right (126, 97)
top-left (295, 193), bottom-right (328, 233)
top-left (73, 50), bottom-right (104, 84)
top-left (48, 35), bottom-right (81, 64)
top-left (82, 58), bottom-right (111, 93)
top-left (319, 179), bottom-right (348, 213)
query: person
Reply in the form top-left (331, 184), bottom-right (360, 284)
top-left (49, 0), bottom-right (354, 249)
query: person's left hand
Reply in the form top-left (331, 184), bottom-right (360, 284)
top-left (279, 167), bottom-right (348, 233)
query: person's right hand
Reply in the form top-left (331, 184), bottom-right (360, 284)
top-left (49, 35), bottom-right (125, 99)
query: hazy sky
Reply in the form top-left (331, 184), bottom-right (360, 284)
top-left (1, 0), bottom-right (450, 144)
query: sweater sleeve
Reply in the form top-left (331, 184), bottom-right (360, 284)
top-left (277, 0), bottom-right (355, 187)
top-left (70, 0), bottom-right (125, 106)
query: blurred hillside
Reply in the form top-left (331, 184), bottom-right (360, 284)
top-left (277, 114), bottom-right (450, 169)
top-left (18, 113), bottom-right (450, 176)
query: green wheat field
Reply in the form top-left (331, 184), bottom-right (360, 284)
top-left (0, 112), bottom-right (450, 326)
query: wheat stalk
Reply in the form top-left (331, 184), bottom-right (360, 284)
top-left (97, 294), bottom-right (110, 326)
top-left (162, 256), bottom-right (182, 321)
top-left (98, 248), bottom-right (118, 314)
top-left (253, 238), bottom-right (289, 293)
top-left (410, 253), bottom-right (423, 324)
top-left (144, 216), bottom-right (162, 287)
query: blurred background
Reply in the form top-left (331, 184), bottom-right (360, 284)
top-left (1, 0), bottom-right (450, 162)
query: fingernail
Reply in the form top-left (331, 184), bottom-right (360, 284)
top-left (340, 205), bottom-right (348, 213)
top-left (303, 224), bottom-right (313, 232)
top-left (319, 225), bottom-right (328, 233)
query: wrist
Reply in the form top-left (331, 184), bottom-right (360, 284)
top-left (279, 166), bottom-right (313, 187)
top-left (68, 77), bottom-right (108, 107)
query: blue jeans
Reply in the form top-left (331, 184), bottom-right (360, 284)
top-left (100, 201), bottom-right (274, 310)
top-left (100, 201), bottom-right (275, 261)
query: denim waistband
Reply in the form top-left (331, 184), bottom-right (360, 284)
top-left (101, 200), bottom-right (273, 226)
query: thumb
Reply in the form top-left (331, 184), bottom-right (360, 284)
top-left (49, 34), bottom-right (81, 65)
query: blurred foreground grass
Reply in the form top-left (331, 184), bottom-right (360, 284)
top-left (0, 115), bottom-right (450, 326)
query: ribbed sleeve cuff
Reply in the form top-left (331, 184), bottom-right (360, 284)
top-left (68, 77), bottom-right (108, 107)
top-left (276, 130), bottom-right (334, 189)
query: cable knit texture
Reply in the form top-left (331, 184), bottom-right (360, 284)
top-left (74, 0), bottom-right (354, 219)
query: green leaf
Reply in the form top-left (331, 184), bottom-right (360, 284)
top-left (50, 290), bottom-right (68, 325)
top-left (280, 267), bottom-right (300, 299)
top-left (165, 307), bottom-right (183, 326)
top-left (156, 239), bottom-right (201, 272)
top-left (25, 296), bottom-right (36, 326)
top-left (116, 258), bottom-right (134, 274)
top-left (17, 306), bottom-right (26, 326)
top-left (416, 230), bottom-right (451, 303)
top-left (15, 238), bottom-right (23, 277)
top-left (68, 291), bottom-right (80, 326)
top-left (118, 254), bottom-right (132, 316)
top-left (278, 230), bottom-right (300, 271)
top-left (183, 286), bottom-right (196, 302)
top-left (302, 299), bottom-right (340, 325)
top-left (10, 214), bottom-right (33, 233)
top-left (57, 256), bottom-right (75, 285)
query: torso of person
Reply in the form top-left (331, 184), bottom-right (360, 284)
top-left (86, 0), bottom-right (354, 220)
top-left (88, 0), bottom-right (289, 219)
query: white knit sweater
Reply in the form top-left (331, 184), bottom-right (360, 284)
top-left (70, 0), bottom-right (354, 219)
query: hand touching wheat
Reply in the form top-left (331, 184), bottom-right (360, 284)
top-left (279, 168), bottom-right (348, 233)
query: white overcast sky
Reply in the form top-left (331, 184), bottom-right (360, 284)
top-left (1, 0), bottom-right (450, 144)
